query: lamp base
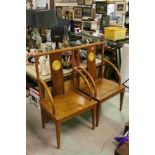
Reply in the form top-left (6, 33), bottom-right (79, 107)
top-left (52, 35), bottom-right (61, 49)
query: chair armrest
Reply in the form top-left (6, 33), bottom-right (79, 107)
top-left (38, 78), bottom-right (56, 115)
top-left (77, 66), bottom-right (97, 97)
top-left (73, 67), bottom-right (93, 99)
top-left (103, 58), bottom-right (121, 84)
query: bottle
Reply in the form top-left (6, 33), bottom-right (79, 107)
top-left (63, 26), bottom-right (69, 47)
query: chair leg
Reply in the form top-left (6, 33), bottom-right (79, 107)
top-left (92, 106), bottom-right (96, 130)
top-left (120, 90), bottom-right (125, 111)
top-left (96, 103), bottom-right (101, 127)
top-left (55, 122), bottom-right (61, 149)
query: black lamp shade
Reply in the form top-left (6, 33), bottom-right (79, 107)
top-left (51, 19), bottom-right (71, 42)
top-left (35, 9), bottom-right (58, 28)
top-left (26, 10), bottom-right (36, 27)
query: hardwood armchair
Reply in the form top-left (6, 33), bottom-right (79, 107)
top-left (34, 50), bottom-right (97, 149)
top-left (76, 45), bottom-right (125, 127)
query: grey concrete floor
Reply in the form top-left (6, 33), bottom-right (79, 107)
top-left (26, 91), bottom-right (129, 155)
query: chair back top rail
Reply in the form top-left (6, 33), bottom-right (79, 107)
top-left (33, 41), bottom-right (105, 58)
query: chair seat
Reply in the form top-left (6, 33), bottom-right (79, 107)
top-left (41, 91), bottom-right (97, 121)
top-left (81, 78), bottom-right (125, 102)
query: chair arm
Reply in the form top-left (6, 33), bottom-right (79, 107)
top-left (103, 58), bottom-right (121, 84)
top-left (77, 66), bottom-right (97, 97)
top-left (73, 67), bottom-right (93, 99)
top-left (38, 78), bottom-right (55, 115)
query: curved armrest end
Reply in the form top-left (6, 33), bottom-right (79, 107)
top-left (38, 78), bottom-right (56, 115)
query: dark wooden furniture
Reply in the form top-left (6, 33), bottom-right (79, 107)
top-left (115, 141), bottom-right (129, 155)
top-left (33, 42), bottom-right (104, 148)
top-left (75, 44), bottom-right (125, 126)
top-left (115, 122), bottom-right (129, 155)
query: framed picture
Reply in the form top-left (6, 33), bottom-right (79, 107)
top-left (85, 0), bottom-right (93, 6)
top-left (96, 2), bottom-right (107, 15)
top-left (115, 2), bottom-right (126, 14)
top-left (77, 0), bottom-right (84, 5)
top-left (56, 6), bottom-right (62, 18)
top-left (62, 8), bottom-right (74, 19)
top-left (82, 7), bottom-right (91, 17)
top-left (62, 6), bottom-right (68, 16)
top-left (74, 7), bottom-right (82, 18)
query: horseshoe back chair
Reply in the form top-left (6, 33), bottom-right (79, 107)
top-left (34, 43), bottom-right (106, 148)
top-left (75, 44), bottom-right (125, 126)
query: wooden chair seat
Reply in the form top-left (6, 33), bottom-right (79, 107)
top-left (41, 91), bottom-right (97, 121)
top-left (81, 78), bottom-right (124, 102)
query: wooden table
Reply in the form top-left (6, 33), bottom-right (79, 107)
top-left (26, 58), bottom-right (102, 84)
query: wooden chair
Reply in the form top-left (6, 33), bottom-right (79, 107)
top-left (75, 45), bottom-right (125, 127)
top-left (34, 50), bottom-right (97, 149)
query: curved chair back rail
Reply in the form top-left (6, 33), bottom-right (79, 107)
top-left (77, 66), bottom-right (97, 98)
top-left (103, 58), bottom-right (121, 84)
top-left (73, 67), bottom-right (93, 99)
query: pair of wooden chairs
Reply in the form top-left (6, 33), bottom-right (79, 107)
top-left (34, 42), bottom-right (125, 148)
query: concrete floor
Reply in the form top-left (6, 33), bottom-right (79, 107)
top-left (26, 91), bottom-right (129, 155)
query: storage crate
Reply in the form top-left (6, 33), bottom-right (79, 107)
top-left (104, 27), bottom-right (126, 41)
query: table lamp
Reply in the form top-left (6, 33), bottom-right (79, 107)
top-left (50, 19), bottom-right (70, 49)
top-left (35, 9), bottom-right (58, 49)
top-left (26, 10), bottom-right (37, 49)
top-left (26, 10), bottom-right (36, 28)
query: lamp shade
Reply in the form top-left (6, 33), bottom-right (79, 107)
top-left (35, 9), bottom-right (58, 28)
top-left (51, 19), bottom-right (71, 42)
top-left (26, 10), bottom-right (36, 27)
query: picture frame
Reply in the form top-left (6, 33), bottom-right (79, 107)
top-left (82, 7), bottom-right (91, 17)
top-left (74, 7), bottom-right (82, 18)
top-left (77, 0), bottom-right (84, 5)
top-left (96, 2), bottom-right (107, 15)
top-left (115, 2), bottom-right (126, 14)
top-left (62, 6), bottom-right (68, 16)
top-left (85, 0), bottom-right (93, 6)
top-left (62, 8), bottom-right (74, 19)
top-left (56, 6), bottom-right (62, 18)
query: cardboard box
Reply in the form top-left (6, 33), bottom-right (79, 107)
top-left (29, 87), bottom-right (40, 110)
